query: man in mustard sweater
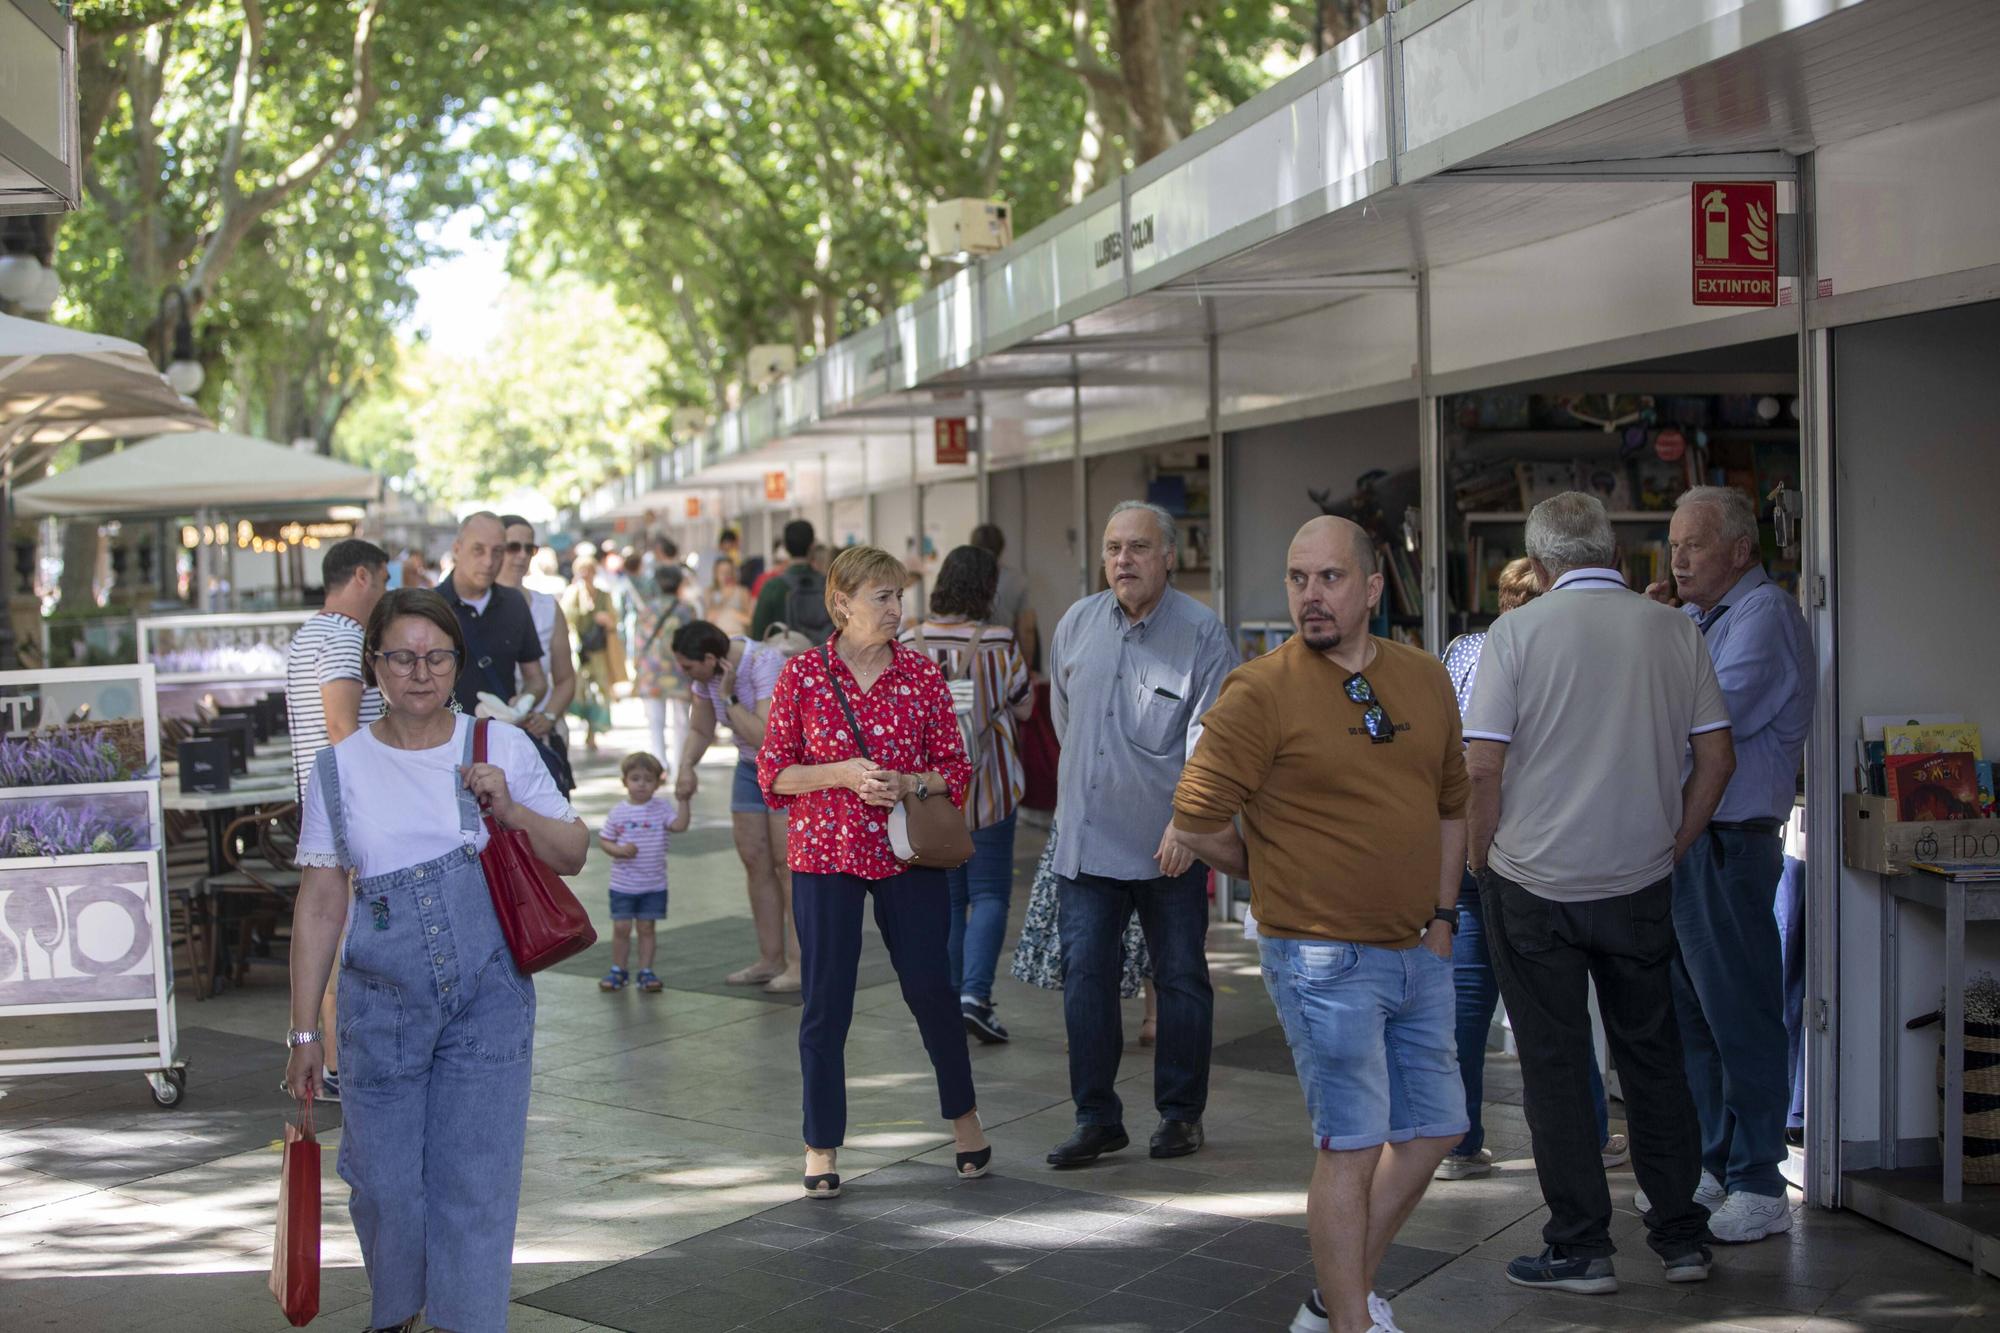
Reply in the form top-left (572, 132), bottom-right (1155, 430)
top-left (1174, 516), bottom-right (1469, 1333)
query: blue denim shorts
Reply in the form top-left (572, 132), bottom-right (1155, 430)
top-left (610, 890), bottom-right (667, 921)
top-left (731, 758), bottom-right (773, 814)
top-left (1259, 936), bottom-right (1470, 1151)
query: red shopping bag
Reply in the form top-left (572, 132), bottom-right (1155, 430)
top-left (270, 1096), bottom-right (321, 1326)
top-left (1018, 680), bottom-right (1060, 812)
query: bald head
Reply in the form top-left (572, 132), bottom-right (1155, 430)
top-left (1291, 515), bottom-right (1376, 575)
top-left (1285, 515), bottom-right (1381, 660)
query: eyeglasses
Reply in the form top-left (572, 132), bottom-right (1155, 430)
top-left (1343, 672), bottom-right (1395, 744)
top-left (505, 541), bottom-right (538, 555)
top-left (374, 648), bottom-right (461, 676)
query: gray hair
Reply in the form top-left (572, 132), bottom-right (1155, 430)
top-left (1675, 485), bottom-right (1760, 554)
top-left (1107, 500), bottom-right (1177, 557)
top-left (1524, 492), bottom-right (1616, 574)
top-left (457, 509), bottom-right (502, 536)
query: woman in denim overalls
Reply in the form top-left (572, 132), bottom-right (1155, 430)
top-left (286, 589), bottom-right (589, 1332)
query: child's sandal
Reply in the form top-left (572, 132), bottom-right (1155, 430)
top-left (637, 969), bottom-right (663, 992)
top-left (599, 966), bottom-right (628, 991)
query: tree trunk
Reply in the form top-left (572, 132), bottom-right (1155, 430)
top-left (1113, 0), bottom-right (1179, 162)
top-left (51, 444), bottom-right (115, 614)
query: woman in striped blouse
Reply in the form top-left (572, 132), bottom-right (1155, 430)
top-left (901, 545), bottom-right (1034, 1044)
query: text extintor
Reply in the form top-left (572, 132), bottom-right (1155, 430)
top-left (1692, 181), bottom-right (1778, 307)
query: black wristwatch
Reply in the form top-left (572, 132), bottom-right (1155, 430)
top-left (1428, 907), bottom-right (1460, 932)
top-left (914, 777), bottom-right (931, 801)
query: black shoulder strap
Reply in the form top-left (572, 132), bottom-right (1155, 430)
top-left (821, 644), bottom-right (871, 761)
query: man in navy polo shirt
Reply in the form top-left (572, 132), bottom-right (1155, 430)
top-left (435, 511), bottom-right (550, 724)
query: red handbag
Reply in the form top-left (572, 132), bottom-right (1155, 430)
top-left (269, 1096), bottom-right (320, 1327)
top-left (474, 719), bottom-right (598, 972)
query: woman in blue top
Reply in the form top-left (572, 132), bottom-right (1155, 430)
top-left (1435, 558), bottom-right (1626, 1181)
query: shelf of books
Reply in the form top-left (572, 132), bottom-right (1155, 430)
top-left (1443, 389), bottom-right (1801, 632)
top-left (1145, 450), bottom-right (1214, 585)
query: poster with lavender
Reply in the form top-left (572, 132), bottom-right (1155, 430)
top-left (139, 611), bottom-right (311, 682)
top-left (0, 669), bottom-right (157, 785)
top-left (0, 859), bottom-right (159, 1012)
top-left (0, 790), bottom-right (155, 858)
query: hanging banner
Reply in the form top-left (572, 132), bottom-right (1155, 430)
top-left (1691, 182), bottom-right (1777, 307)
top-left (763, 471), bottom-right (788, 503)
top-left (934, 418), bottom-right (969, 466)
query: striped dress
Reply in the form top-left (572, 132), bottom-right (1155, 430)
top-left (898, 619), bottom-right (1031, 830)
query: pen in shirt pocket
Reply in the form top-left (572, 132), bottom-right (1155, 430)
top-left (1152, 686), bottom-right (1183, 701)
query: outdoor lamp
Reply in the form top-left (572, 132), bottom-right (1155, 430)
top-left (158, 286), bottom-right (205, 396)
top-left (0, 254), bottom-right (40, 303)
top-left (14, 261), bottom-right (59, 314)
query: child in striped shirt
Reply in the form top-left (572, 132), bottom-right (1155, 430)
top-left (598, 752), bottom-right (690, 993)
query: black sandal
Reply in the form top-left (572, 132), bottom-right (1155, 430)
top-left (803, 1172), bottom-right (842, 1199)
top-left (956, 1146), bottom-right (992, 1180)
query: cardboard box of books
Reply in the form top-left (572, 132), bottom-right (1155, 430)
top-left (1841, 793), bottom-right (2000, 875)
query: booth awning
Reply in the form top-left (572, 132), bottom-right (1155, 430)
top-left (0, 0), bottom-right (79, 216)
top-left (0, 312), bottom-right (209, 458)
top-left (14, 429), bottom-right (382, 518)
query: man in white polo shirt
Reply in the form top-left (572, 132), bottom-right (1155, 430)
top-left (1464, 492), bottom-right (1737, 1297)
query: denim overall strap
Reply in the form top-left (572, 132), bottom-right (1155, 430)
top-left (314, 744), bottom-right (352, 870)
top-left (457, 718), bottom-right (482, 836)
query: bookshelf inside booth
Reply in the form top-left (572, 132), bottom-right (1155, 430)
top-left (1144, 449), bottom-right (1213, 603)
top-left (1444, 387), bottom-right (1802, 635)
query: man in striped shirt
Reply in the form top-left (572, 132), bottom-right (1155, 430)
top-left (282, 537), bottom-right (389, 1102)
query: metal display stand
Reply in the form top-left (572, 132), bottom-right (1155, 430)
top-left (0, 664), bottom-right (184, 1106)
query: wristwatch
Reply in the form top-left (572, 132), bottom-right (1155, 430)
top-left (914, 777), bottom-right (932, 801)
top-left (1428, 907), bottom-right (1461, 932)
top-left (286, 1029), bottom-right (323, 1048)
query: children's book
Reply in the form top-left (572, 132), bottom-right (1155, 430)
top-left (1978, 761), bottom-right (1998, 819)
top-left (1884, 723), bottom-right (1983, 758)
top-left (1884, 752), bottom-right (1982, 821)
top-left (1515, 461), bottom-right (1576, 510)
top-left (1860, 713), bottom-right (1964, 741)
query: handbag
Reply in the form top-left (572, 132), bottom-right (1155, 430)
top-left (473, 718), bottom-right (599, 972)
top-left (820, 645), bottom-right (973, 870)
top-left (269, 1096), bottom-right (321, 1327)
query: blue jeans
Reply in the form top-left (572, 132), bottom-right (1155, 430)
top-left (946, 812), bottom-right (1018, 1004)
top-left (1260, 936), bottom-right (1467, 1150)
top-left (1776, 853), bottom-right (1807, 1130)
top-left (1058, 866), bottom-right (1212, 1127)
top-left (320, 725), bottom-right (533, 1333)
top-left (794, 869), bottom-right (976, 1149)
top-left (1671, 826), bottom-right (1790, 1197)
top-left (1451, 871), bottom-right (1610, 1158)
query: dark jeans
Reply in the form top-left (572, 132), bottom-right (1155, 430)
top-left (1670, 827), bottom-right (1791, 1197)
top-left (946, 813), bottom-right (1019, 1004)
top-left (1058, 866), bottom-right (1213, 1127)
top-left (1480, 869), bottom-right (1707, 1261)
top-left (1451, 870), bottom-right (1610, 1157)
top-left (1776, 853), bottom-right (1807, 1130)
top-left (795, 869), bottom-right (976, 1149)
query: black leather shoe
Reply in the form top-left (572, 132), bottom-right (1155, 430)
top-left (1046, 1124), bottom-right (1129, 1167)
top-left (1149, 1119), bottom-right (1205, 1159)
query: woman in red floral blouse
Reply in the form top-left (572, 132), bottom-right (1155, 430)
top-left (758, 545), bottom-right (990, 1198)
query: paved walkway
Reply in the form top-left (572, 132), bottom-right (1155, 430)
top-left (2, 706), bottom-right (1992, 1331)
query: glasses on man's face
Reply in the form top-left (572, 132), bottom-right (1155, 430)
top-left (1343, 672), bottom-right (1395, 743)
top-left (375, 648), bottom-right (461, 676)
top-left (505, 541), bottom-right (538, 556)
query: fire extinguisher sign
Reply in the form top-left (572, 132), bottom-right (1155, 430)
top-left (1692, 181), bottom-right (1778, 307)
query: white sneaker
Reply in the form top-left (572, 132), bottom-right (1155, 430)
top-left (1434, 1148), bottom-right (1494, 1180)
top-left (1706, 1190), bottom-right (1792, 1243)
top-left (1289, 1289), bottom-right (1401, 1333)
top-left (1600, 1133), bottom-right (1629, 1168)
top-left (1634, 1169), bottom-right (1724, 1215)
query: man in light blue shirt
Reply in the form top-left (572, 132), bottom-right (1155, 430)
top-left (1045, 501), bottom-right (1237, 1168)
top-left (1644, 485), bottom-right (1814, 1243)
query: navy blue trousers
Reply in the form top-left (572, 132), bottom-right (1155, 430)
top-left (795, 868), bottom-right (977, 1149)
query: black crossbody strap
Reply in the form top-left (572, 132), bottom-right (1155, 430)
top-left (821, 644), bottom-right (872, 761)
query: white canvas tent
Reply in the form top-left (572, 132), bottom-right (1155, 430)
top-left (0, 312), bottom-right (208, 459)
top-left (14, 429), bottom-right (380, 518)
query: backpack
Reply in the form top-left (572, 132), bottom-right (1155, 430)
top-left (782, 566), bottom-right (834, 646)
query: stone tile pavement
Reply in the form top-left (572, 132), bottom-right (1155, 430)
top-left (1, 705), bottom-right (1993, 1331)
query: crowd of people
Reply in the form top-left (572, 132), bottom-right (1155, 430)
top-left (279, 482), bottom-right (1811, 1333)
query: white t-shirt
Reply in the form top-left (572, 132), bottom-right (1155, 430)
top-left (296, 714), bottom-right (575, 880)
top-left (285, 611), bottom-right (384, 800)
